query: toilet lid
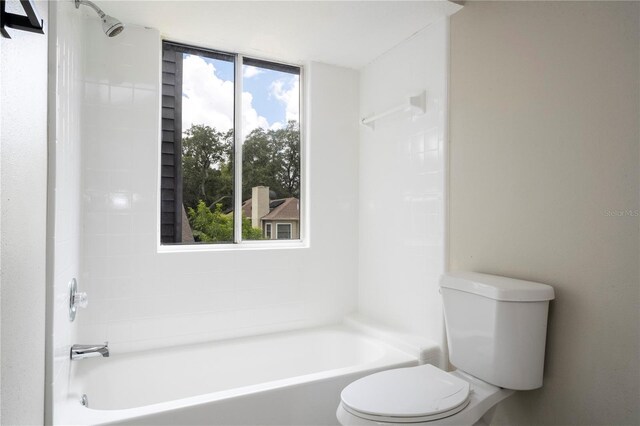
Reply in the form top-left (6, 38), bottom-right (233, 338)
top-left (340, 364), bottom-right (471, 421)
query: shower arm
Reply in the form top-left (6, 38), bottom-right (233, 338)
top-left (75, 0), bottom-right (106, 19)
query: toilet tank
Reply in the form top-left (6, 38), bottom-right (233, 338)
top-left (440, 272), bottom-right (555, 390)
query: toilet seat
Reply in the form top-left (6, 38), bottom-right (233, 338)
top-left (340, 364), bottom-right (471, 423)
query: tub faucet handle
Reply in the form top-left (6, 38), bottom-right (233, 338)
top-left (73, 291), bottom-right (88, 309)
top-left (69, 278), bottom-right (87, 321)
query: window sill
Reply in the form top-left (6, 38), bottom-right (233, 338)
top-left (157, 239), bottom-right (309, 253)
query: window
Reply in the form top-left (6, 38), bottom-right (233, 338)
top-left (276, 223), bottom-right (292, 240)
top-left (160, 41), bottom-right (302, 246)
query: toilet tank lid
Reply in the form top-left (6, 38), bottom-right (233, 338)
top-left (440, 272), bottom-right (555, 302)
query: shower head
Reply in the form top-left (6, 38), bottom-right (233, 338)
top-left (102, 15), bottom-right (124, 37)
top-left (75, 0), bottom-right (125, 37)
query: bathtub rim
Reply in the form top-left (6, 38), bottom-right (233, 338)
top-left (57, 322), bottom-right (434, 425)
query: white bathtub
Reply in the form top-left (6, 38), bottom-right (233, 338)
top-left (58, 325), bottom-right (422, 425)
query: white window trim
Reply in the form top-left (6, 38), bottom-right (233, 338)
top-left (265, 223), bottom-right (272, 239)
top-left (233, 53), bottom-right (244, 244)
top-left (156, 41), bottom-right (309, 252)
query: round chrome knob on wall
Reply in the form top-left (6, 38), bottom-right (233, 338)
top-left (68, 278), bottom-right (88, 322)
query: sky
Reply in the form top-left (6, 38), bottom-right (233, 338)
top-left (181, 54), bottom-right (299, 138)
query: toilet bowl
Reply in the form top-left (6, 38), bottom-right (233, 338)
top-left (336, 364), bottom-right (514, 426)
top-left (336, 272), bottom-right (554, 426)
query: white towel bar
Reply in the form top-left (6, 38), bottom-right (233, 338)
top-left (361, 91), bottom-right (426, 129)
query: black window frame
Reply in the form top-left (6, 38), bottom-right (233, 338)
top-left (161, 42), bottom-right (236, 245)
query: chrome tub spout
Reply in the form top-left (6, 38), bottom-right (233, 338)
top-left (71, 342), bottom-right (109, 360)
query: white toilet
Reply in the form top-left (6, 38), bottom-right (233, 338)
top-left (337, 272), bottom-right (555, 426)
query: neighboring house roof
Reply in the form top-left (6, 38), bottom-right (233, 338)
top-left (181, 204), bottom-right (195, 243)
top-left (241, 199), bottom-right (252, 218)
top-left (241, 197), bottom-right (299, 221)
top-left (262, 198), bottom-right (299, 221)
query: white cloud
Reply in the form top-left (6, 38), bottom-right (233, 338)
top-left (182, 55), bottom-right (234, 133)
top-left (243, 65), bottom-right (263, 79)
top-left (182, 55), bottom-right (272, 137)
top-left (271, 75), bottom-right (300, 124)
top-left (241, 92), bottom-right (270, 137)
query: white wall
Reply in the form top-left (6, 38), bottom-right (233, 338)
top-left (449, 2), bottom-right (639, 425)
top-left (74, 23), bottom-right (360, 353)
top-left (358, 20), bottom-right (448, 349)
top-left (46, 1), bottom-right (85, 423)
top-left (0, 1), bottom-right (48, 424)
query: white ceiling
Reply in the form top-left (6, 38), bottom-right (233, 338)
top-left (99, 1), bottom-right (461, 69)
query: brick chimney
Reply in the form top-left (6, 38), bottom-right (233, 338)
top-left (251, 186), bottom-right (270, 229)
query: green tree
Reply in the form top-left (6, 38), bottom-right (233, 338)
top-left (187, 201), bottom-right (263, 243)
top-left (181, 122), bottom-right (299, 242)
top-left (242, 128), bottom-right (281, 199)
top-left (273, 121), bottom-right (300, 198)
top-left (242, 120), bottom-right (300, 200)
top-left (182, 125), bottom-right (233, 210)
top-left (187, 201), bottom-right (233, 242)
top-left (241, 216), bottom-right (264, 240)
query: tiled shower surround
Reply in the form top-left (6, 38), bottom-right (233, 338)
top-left (358, 21), bottom-right (448, 345)
top-left (49, 5), bottom-right (447, 421)
top-left (48, 1), bottom-right (83, 418)
top-left (76, 24), bottom-right (360, 353)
